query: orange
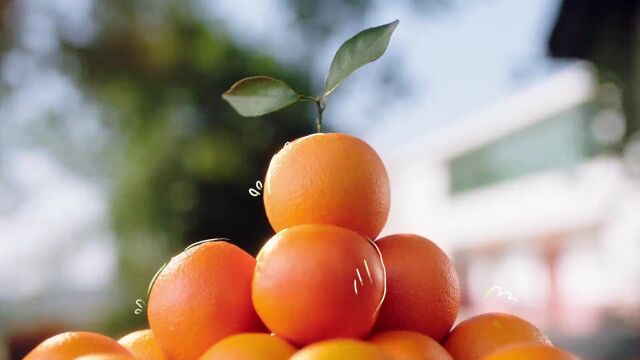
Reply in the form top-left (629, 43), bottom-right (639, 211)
top-left (24, 331), bottom-right (132, 360)
top-left (374, 234), bottom-right (460, 341)
top-left (252, 224), bottom-right (386, 345)
top-left (264, 133), bottom-right (390, 239)
top-left (291, 339), bottom-right (392, 360)
top-left (118, 329), bottom-right (167, 360)
top-left (369, 330), bottom-right (453, 360)
top-left (75, 355), bottom-right (135, 360)
top-left (148, 241), bottom-right (264, 360)
top-left (200, 333), bottom-right (296, 359)
top-left (481, 343), bottom-right (580, 360)
top-left (443, 313), bottom-right (552, 360)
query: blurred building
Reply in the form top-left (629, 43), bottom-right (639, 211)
top-left (383, 63), bottom-right (640, 357)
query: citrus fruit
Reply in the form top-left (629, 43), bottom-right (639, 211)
top-left (148, 241), bottom-right (264, 360)
top-left (200, 333), bottom-right (296, 360)
top-left (24, 331), bottom-right (132, 360)
top-left (369, 330), bottom-right (453, 360)
top-left (443, 313), bottom-right (552, 360)
top-left (75, 355), bottom-right (135, 360)
top-left (481, 343), bottom-right (580, 360)
top-left (291, 339), bottom-right (392, 360)
top-left (374, 234), bottom-right (460, 341)
top-left (118, 329), bottom-right (167, 360)
top-left (264, 133), bottom-right (390, 239)
top-left (252, 224), bottom-right (386, 345)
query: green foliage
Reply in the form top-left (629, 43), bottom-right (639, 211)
top-left (324, 20), bottom-right (399, 96)
top-left (61, 0), bottom-right (315, 334)
top-left (223, 76), bottom-right (301, 117)
top-left (222, 20), bottom-right (399, 123)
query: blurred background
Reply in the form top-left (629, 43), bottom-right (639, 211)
top-left (1, 0), bottom-right (639, 359)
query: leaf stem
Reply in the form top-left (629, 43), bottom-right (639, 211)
top-left (316, 100), bottom-right (325, 133)
top-left (298, 94), bottom-right (318, 102)
top-left (298, 94), bottom-right (325, 132)
top-left (316, 94), bottom-right (328, 133)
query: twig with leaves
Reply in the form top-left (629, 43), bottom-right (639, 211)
top-left (222, 20), bottom-right (399, 132)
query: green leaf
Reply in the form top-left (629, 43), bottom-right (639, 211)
top-left (324, 20), bottom-right (399, 96)
top-left (222, 76), bottom-right (300, 117)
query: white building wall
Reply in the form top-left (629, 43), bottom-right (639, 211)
top-left (380, 63), bottom-right (640, 314)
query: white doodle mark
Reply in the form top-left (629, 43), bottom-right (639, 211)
top-left (185, 238), bottom-right (230, 251)
top-left (134, 299), bottom-right (145, 315)
top-left (249, 180), bottom-right (263, 197)
top-left (353, 259), bottom-right (374, 295)
top-left (363, 259), bottom-right (372, 283)
top-left (484, 286), bottom-right (518, 302)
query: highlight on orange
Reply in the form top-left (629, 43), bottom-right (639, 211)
top-left (264, 133), bottom-right (391, 240)
top-left (369, 330), bottom-right (453, 360)
top-left (291, 338), bottom-right (392, 360)
top-left (481, 343), bottom-right (581, 360)
top-left (200, 333), bottom-right (296, 360)
top-left (118, 329), bottom-right (167, 360)
top-left (148, 241), bottom-right (265, 360)
top-left (374, 234), bottom-right (460, 341)
top-left (252, 224), bottom-right (386, 346)
top-left (443, 313), bottom-right (552, 360)
top-left (24, 331), bottom-right (132, 360)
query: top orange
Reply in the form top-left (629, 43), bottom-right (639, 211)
top-left (264, 133), bottom-right (390, 239)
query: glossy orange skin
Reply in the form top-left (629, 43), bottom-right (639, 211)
top-left (75, 355), bottom-right (135, 360)
top-left (291, 339), bottom-right (392, 360)
top-left (252, 224), bottom-right (386, 346)
top-left (200, 333), bottom-right (296, 360)
top-left (264, 133), bottom-right (390, 240)
top-left (369, 330), bottom-right (453, 360)
top-left (443, 313), bottom-right (552, 360)
top-left (118, 329), bottom-right (167, 360)
top-left (374, 234), bottom-right (460, 341)
top-left (24, 331), bottom-right (132, 360)
top-left (148, 241), bottom-right (264, 360)
top-left (481, 343), bottom-right (581, 360)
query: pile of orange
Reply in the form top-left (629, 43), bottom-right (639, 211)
top-left (25, 133), bottom-right (581, 359)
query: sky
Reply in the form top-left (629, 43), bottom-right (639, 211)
top-left (214, 0), bottom-right (563, 156)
